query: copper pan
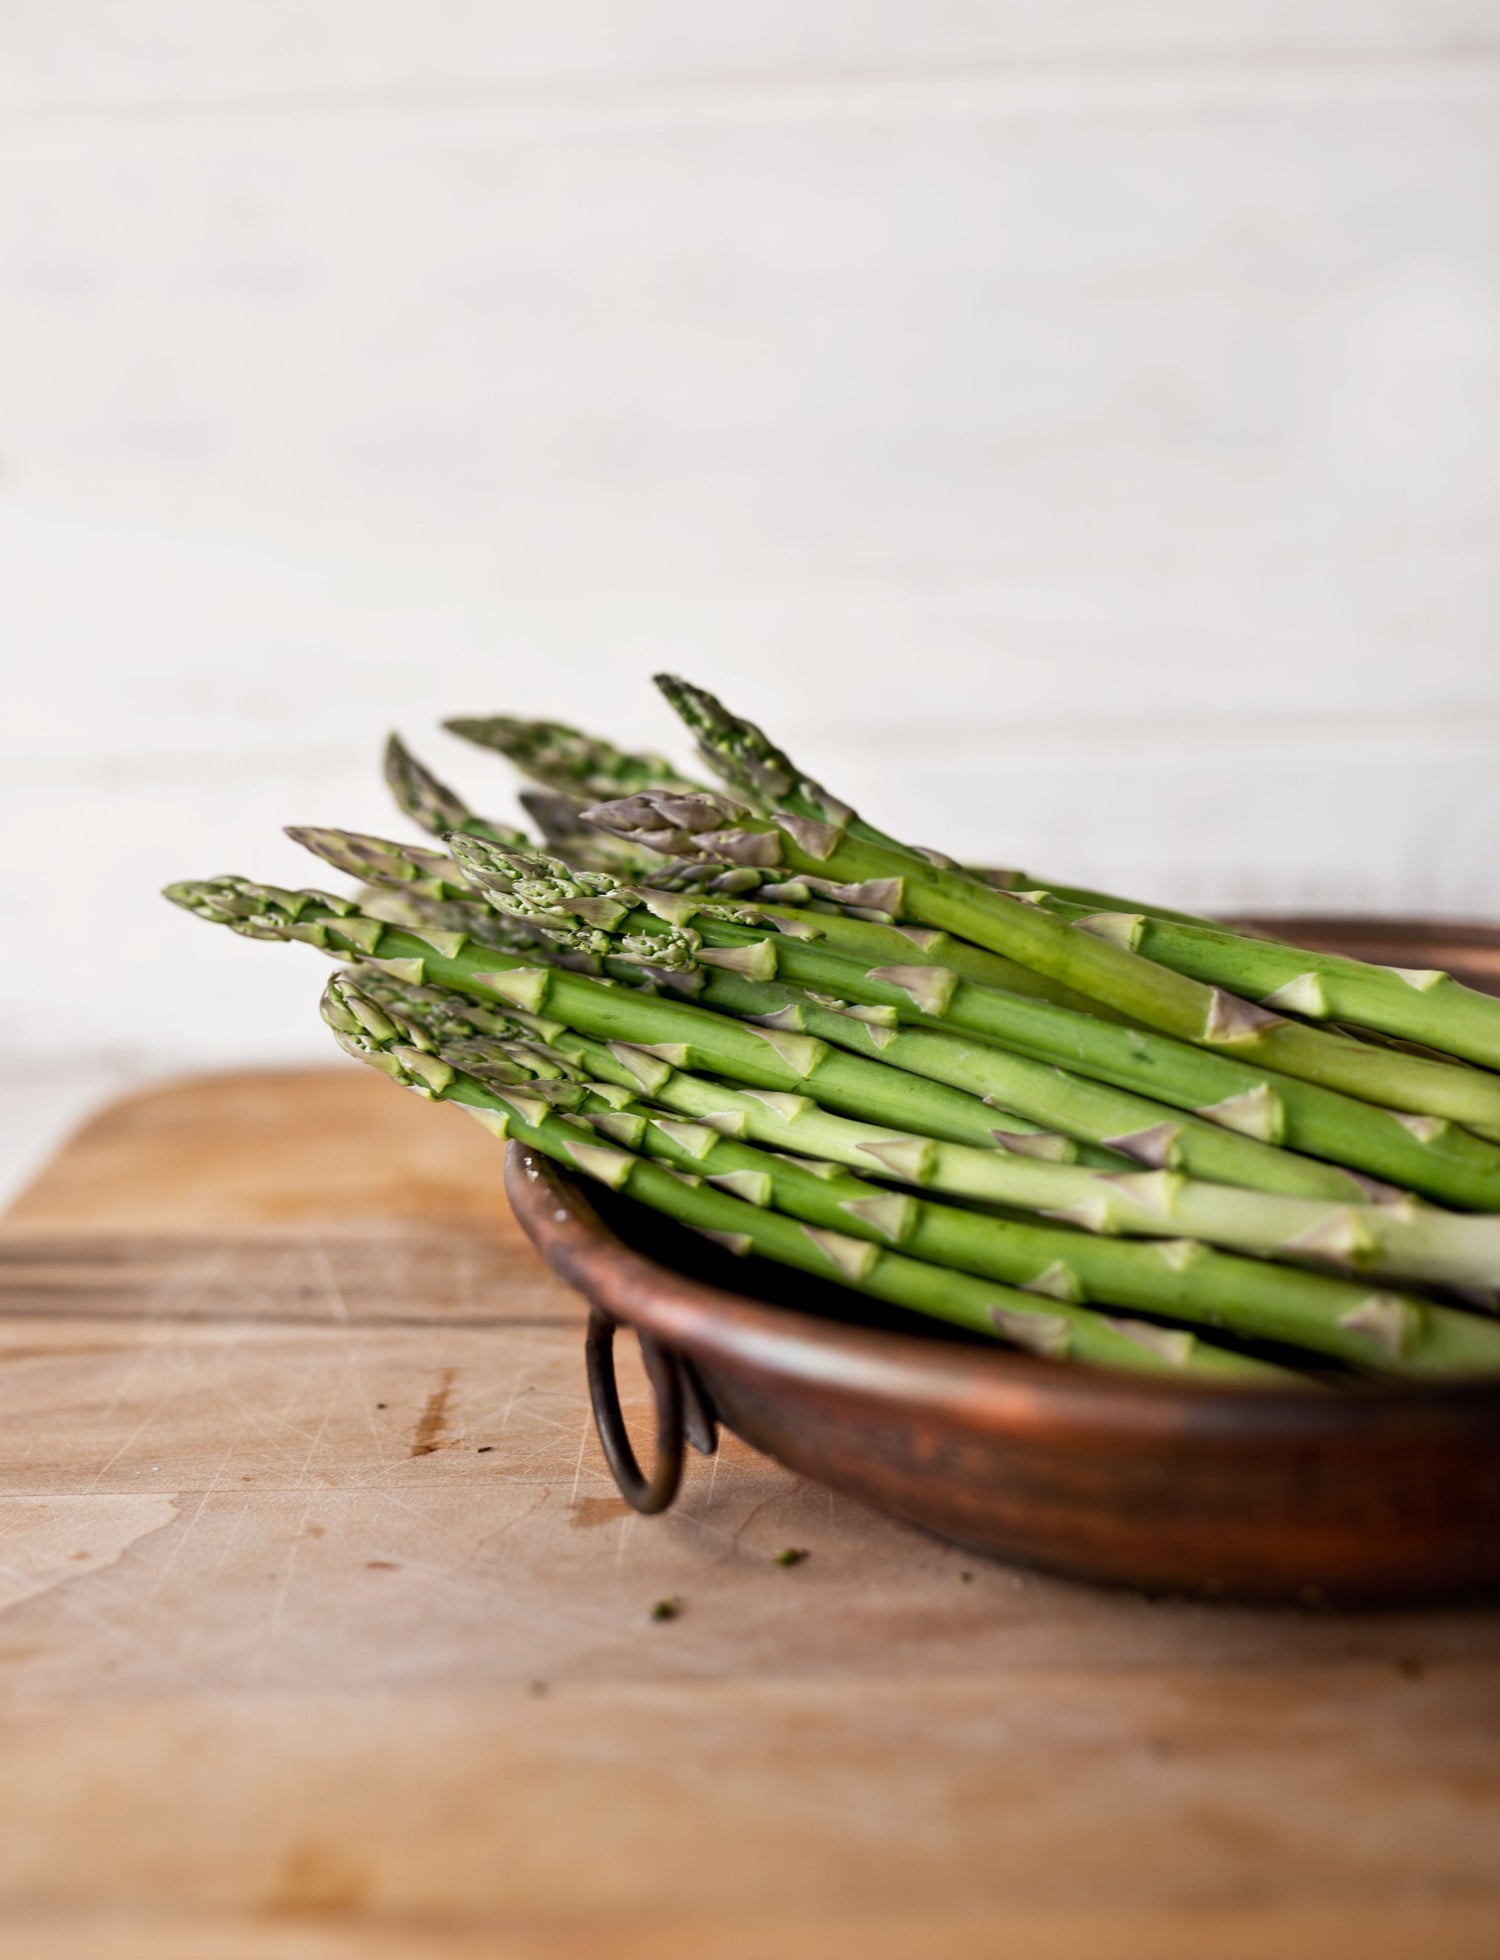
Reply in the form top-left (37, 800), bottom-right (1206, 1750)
top-left (506, 918), bottom-right (1500, 1605)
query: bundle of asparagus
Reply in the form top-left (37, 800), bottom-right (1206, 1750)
top-left (164, 677), bottom-right (1500, 1386)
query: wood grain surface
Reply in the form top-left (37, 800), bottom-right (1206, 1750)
top-left (2, 1068), bottom-right (1498, 1958)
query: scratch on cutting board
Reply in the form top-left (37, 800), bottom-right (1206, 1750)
top-left (409, 1369), bottom-right (457, 1457)
top-left (0, 1496), bottom-right (178, 1619)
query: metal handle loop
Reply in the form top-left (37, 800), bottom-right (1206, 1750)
top-left (679, 1358), bottom-right (719, 1460)
top-left (584, 1307), bottom-right (686, 1514)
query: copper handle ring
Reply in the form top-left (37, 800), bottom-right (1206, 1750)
top-left (584, 1308), bottom-right (717, 1514)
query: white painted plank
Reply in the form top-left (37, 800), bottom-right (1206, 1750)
top-left (1, 25), bottom-right (1496, 1083)
top-left (3, 93), bottom-right (1497, 754)
top-left (3, 3), bottom-right (1499, 120)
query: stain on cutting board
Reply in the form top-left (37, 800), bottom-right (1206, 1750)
top-left (410, 1368), bottom-right (457, 1456)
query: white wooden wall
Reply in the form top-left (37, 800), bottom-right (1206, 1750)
top-left (3, 4), bottom-right (1500, 1152)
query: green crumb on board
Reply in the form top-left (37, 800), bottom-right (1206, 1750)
top-left (775, 1548), bottom-right (810, 1568)
top-left (650, 1596), bottom-right (681, 1622)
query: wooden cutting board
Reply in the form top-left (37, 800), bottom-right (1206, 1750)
top-left (2, 1067), bottom-right (1499, 1960)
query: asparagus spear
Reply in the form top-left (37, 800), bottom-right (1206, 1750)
top-left (439, 690), bottom-right (1239, 934)
top-left (1015, 890), bottom-right (1500, 1076)
top-left (282, 825), bottom-right (1370, 1201)
top-left (383, 736), bottom-right (709, 888)
top-left (520, 787), bottom-right (660, 872)
top-left (644, 679), bottom-right (1500, 1125)
top-left (975, 864), bottom-right (1228, 930)
top-left (443, 715), bottom-right (701, 802)
top-left (161, 874), bottom-right (1313, 1206)
top-left (353, 887), bottom-right (559, 956)
top-left (451, 841), bottom-right (1500, 1213)
top-left (288, 826), bottom-right (477, 903)
top-left (438, 716), bottom-right (771, 889)
top-left (653, 673), bottom-right (866, 833)
top-left (320, 974), bottom-right (1291, 1382)
top-left (444, 689), bottom-right (1211, 931)
top-left (383, 735), bottom-right (530, 848)
top-left (582, 780), bottom-right (1500, 1136)
top-left (163, 878), bottom-right (1500, 1285)
top-left (351, 970), bottom-right (1500, 1376)
top-left (398, 896), bottom-right (1370, 1199)
top-left (512, 786), bottom-right (706, 885)
top-left (391, 727), bottom-right (747, 890)
top-left (283, 824), bottom-right (1133, 1169)
top-left (655, 675), bottom-right (1230, 926)
top-left (162, 877), bottom-right (1073, 1152)
top-left (287, 827), bottom-right (612, 960)
top-left (732, 897), bottom-right (1119, 1010)
top-left (473, 836), bottom-right (1131, 1016)
top-left (342, 956), bottom-right (1118, 1165)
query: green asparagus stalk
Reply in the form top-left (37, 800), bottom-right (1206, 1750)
top-left (975, 865), bottom-right (1229, 930)
top-left (443, 688), bottom-right (1208, 931)
top-left (319, 974), bottom-right (1291, 1382)
top-left (514, 786), bottom-right (710, 885)
top-left (449, 838), bottom-right (1500, 1210)
top-left (296, 822), bottom-right (1399, 1204)
top-left (691, 963), bottom-right (1445, 1208)
top-left (286, 826), bottom-right (477, 903)
top-left (164, 879), bottom-right (1500, 1286)
top-left (443, 715), bottom-right (702, 802)
top-left (334, 969), bottom-right (1165, 1193)
top-left (582, 780), bottom-right (1500, 1136)
top-left (654, 676), bottom-right (1231, 926)
top-left (341, 954), bottom-right (1120, 1165)
top-left (346, 971), bottom-right (1500, 1377)
top-left (163, 877), bottom-right (1077, 1153)
top-left (644, 679), bottom-right (1500, 1124)
top-left (733, 896), bottom-right (1121, 1009)
top-left (402, 727), bottom-right (748, 889)
top-left (161, 874), bottom-right (1315, 1207)
top-left (282, 825), bottom-right (1370, 1201)
top-left (453, 842), bottom-right (1500, 1213)
top-left (617, 1116), bottom-right (1500, 1374)
top-left (469, 836), bottom-right (1135, 1017)
top-left (287, 828), bottom-right (593, 960)
top-left (440, 690), bottom-right (1239, 934)
top-left (383, 735), bottom-right (530, 848)
top-left (348, 886), bottom-right (543, 953)
top-left (282, 824), bottom-right (1138, 1170)
top-left (1015, 890), bottom-right (1500, 1076)
top-left (654, 673), bottom-right (869, 833)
